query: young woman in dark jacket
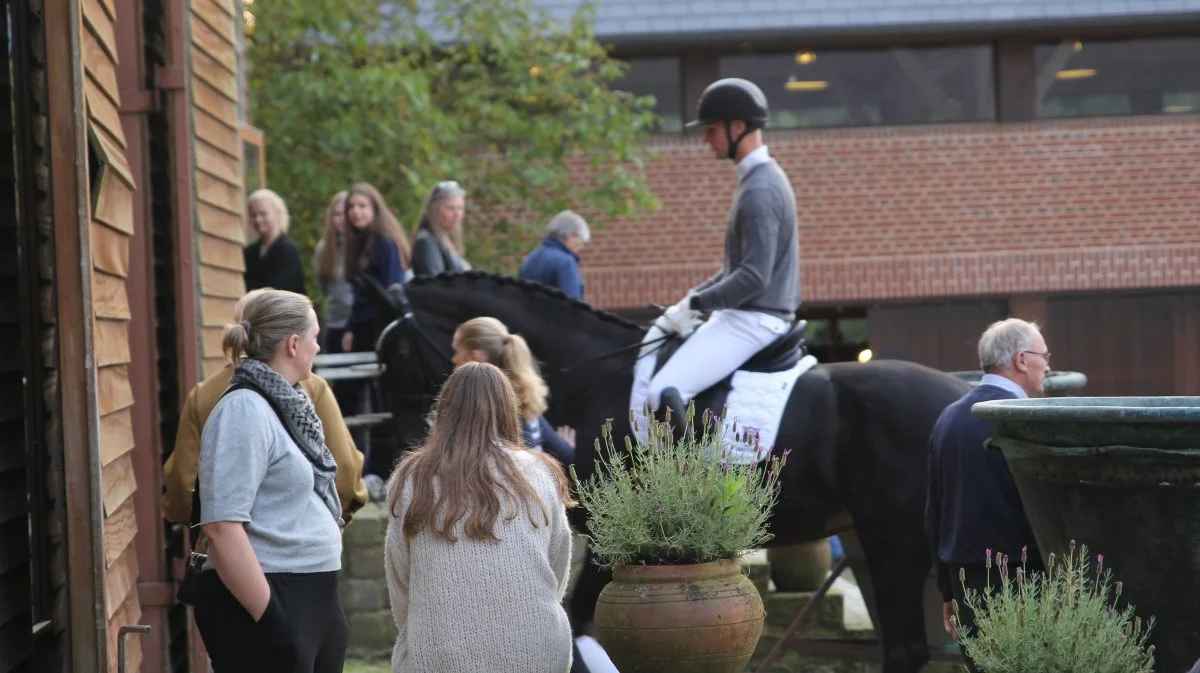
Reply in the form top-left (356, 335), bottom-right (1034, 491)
top-left (450, 317), bottom-right (574, 467)
top-left (341, 183), bottom-right (411, 353)
top-left (243, 189), bottom-right (307, 296)
top-left (410, 180), bottom-right (471, 277)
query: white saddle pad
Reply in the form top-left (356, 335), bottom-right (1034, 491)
top-left (721, 354), bottom-right (818, 464)
top-left (628, 348), bottom-right (818, 464)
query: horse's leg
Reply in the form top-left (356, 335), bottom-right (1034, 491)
top-left (848, 516), bottom-right (932, 673)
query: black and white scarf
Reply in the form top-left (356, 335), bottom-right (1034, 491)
top-left (230, 358), bottom-right (343, 526)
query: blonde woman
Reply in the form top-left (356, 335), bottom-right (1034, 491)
top-left (385, 362), bottom-right (575, 673)
top-left (313, 191), bottom-right (353, 352)
top-left (410, 180), bottom-right (471, 277)
top-left (451, 317), bottom-right (574, 466)
top-left (193, 290), bottom-right (346, 672)
top-left (243, 188), bottom-right (306, 295)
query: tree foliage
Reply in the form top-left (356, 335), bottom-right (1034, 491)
top-left (246, 0), bottom-right (660, 284)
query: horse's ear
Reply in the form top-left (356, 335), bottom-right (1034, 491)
top-left (385, 283), bottom-right (413, 316)
top-left (356, 274), bottom-right (406, 317)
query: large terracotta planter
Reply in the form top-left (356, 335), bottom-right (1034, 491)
top-left (949, 369), bottom-right (1088, 396)
top-left (767, 539), bottom-right (832, 592)
top-left (972, 396), bottom-right (1200, 673)
top-left (594, 558), bottom-right (765, 673)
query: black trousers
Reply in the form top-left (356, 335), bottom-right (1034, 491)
top-left (193, 570), bottom-right (348, 673)
top-left (951, 558), bottom-right (1045, 673)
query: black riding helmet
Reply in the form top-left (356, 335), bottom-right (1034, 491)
top-left (685, 78), bottom-right (769, 160)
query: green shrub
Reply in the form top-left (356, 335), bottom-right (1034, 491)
top-left (956, 541), bottom-right (1155, 673)
top-left (570, 404), bottom-right (787, 568)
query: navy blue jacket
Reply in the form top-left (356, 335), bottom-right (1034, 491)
top-left (523, 416), bottom-right (574, 467)
top-left (518, 237), bottom-right (585, 301)
top-left (924, 383), bottom-right (1039, 601)
top-left (348, 235), bottom-right (406, 330)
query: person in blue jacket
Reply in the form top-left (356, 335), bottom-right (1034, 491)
top-left (451, 317), bottom-right (574, 467)
top-left (341, 182), bottom-right (411, 353)
top-left (518, 210), bottom-right (590, 301)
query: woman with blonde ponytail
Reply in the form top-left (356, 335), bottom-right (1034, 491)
top-left (451, 317), bottom-right (574, 466)
top-left (193, 289), bottom-right (349, 673)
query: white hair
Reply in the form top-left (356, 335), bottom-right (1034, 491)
top-left (545, 210), bottom-right (590, 244)
top-left (978, 318), bottom-right (1041, 371)
top-left (247, 188), bottom-right (290, 233)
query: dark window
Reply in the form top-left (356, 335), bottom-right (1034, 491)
top-left (1035, 37), bottom-right (1200, 119)
top-left (612, 57), bottom-right (683, 133)
top-left (718, 45), bottom-right (995, 129)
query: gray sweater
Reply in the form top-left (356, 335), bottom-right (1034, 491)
top-left (199, 390), bottom-right (343, 574)
top-left (691, 159), bottom-right (800, 318)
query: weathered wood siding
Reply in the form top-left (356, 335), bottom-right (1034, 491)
top-left (190, 0), bottom-right (245, 376)
top-left (81, 0), bottom-right (142, 669)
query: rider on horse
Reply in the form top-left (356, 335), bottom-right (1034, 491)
top-left (633, 77), bottom-right (801, 421)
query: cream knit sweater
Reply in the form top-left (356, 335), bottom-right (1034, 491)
top-left (385, 449), bottom-right (574, 673)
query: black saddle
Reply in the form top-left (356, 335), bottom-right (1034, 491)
top-left (651, 318), bottom-right (809, 441)
top-left (652, 319), bottom-right (808, 378)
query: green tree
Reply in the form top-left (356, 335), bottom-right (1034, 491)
top-left (246, 0), bottom-right (660, 288)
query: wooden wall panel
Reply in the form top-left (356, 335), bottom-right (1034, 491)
top-left (191, 47), bottom-right (238, 101)
top-left (98, 409), bottom-right (135, 468)
top-left (92, 222), bottom-right (131, 276)
top-left (92, 271), bottom-right (131, 320)
top-left (103, 585), bottom-right (142, 673)
top-left (866, 299), bottom-right (1009, 371)
top-left (102, 547), bottom-right (137, 622)
top-left (81, 0), bottom-right (144, 662)
top-left (198, 233), bottom-right (243, 272)
top-left (189, 0), bottom-right (246, 387)
top-left (201, 296), bottom-right (238, 328)
top-left (196, 171), bottom-right (242, 214)
top-left (194, 109), bottom-right (239, 157)
top-left (97, 365), bottom-right (134, 416)
top-left (100, 452), bottom-right (136, 516)
top-left (94, 318), bottom-right (132, 368)
top-left (197, 200), bottom-right (245, 243)
top-left (1045, 289), bottom-right (1200, 397)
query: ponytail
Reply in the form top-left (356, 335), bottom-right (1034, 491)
top-left (503, 334), bottom-right (549, 419)
top-left (453, 317), bottom-right (549, 420)
top-left (223, 290), bottom-right (314, 364)
top-left (222, 320), bottom-right (252, 363)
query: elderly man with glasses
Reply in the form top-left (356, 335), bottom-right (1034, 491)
top-left (518, 209), bottom-right (591, 301)
top-left (924, 317), bottom-right (1051, 672)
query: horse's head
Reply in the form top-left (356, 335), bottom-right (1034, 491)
top-left (370, 271), bottom-right (648, 480)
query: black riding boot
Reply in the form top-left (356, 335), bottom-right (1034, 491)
top-left (659, 387), bottom-right (690, 443)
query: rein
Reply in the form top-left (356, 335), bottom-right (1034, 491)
top-left (380, 309), bottom-right (673, 409)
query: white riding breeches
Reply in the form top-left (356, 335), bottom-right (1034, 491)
top-left (631, 309), bottom-right (790, 415)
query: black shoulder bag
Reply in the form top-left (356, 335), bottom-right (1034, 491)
top-left (176, 380), bottom-right (332, 606)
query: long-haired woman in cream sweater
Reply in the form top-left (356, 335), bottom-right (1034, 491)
top-left (385, 362), bottom-right (576, 673)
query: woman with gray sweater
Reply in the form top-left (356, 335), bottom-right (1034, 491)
top-left (385, 362), bottom-right (575, 673)
top-left (193, 289), bottom-right (347, 673)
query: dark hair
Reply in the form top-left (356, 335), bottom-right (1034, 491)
top-left (343, 182), bottom-right (412, 281)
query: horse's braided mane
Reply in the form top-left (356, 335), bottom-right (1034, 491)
top-left (406, 270), bottom-right (643, 331)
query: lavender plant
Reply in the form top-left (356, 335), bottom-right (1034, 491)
top-left (955, 541), bottom-right (1156, 673)
top-left (570, 403), bottom-right (788, 568)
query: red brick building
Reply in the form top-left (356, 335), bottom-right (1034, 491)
top-left (558, 0), bottom-right (1200, 395)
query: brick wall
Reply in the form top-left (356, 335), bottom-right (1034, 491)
top-left (582, 116), bottom-right (1200, 309)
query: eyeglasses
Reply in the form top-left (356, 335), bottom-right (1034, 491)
top-left (1022, 350), bottom-right (1051, 364)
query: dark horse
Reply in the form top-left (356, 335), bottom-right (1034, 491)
top-left (367, 271), bottom-right (969, 673)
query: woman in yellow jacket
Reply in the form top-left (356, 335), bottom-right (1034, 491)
top-left (162, 290), bottom-right (369, 525)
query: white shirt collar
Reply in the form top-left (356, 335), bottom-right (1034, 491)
top-left (736, 145), bottom-right (771, 183)
top-left (979, 373), bottom-right (1028, 399)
